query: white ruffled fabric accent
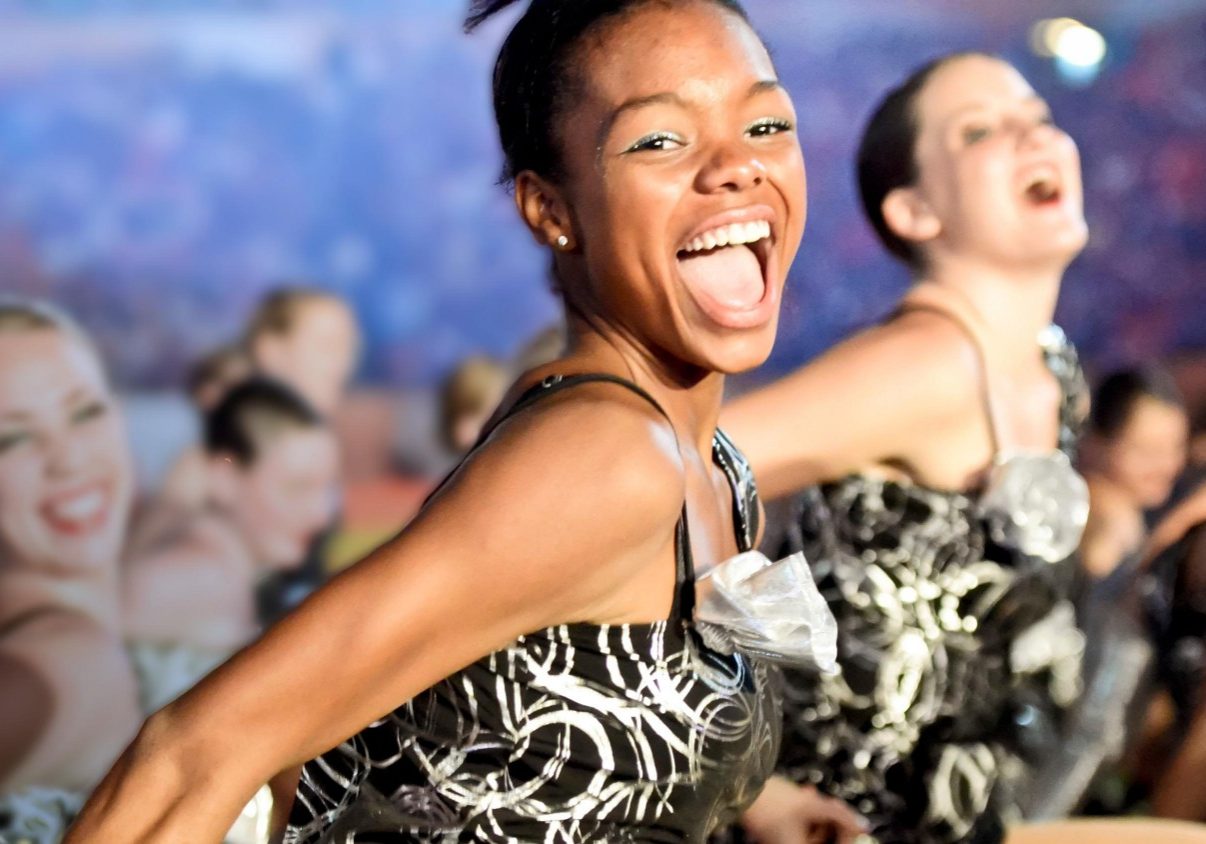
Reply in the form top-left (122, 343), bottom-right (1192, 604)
top-left (696, 551), bottom-right (838, 671)
top-left (980, 450), bottom-right (1089, 564)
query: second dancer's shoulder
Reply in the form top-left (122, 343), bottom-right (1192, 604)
top-left (722, 311), bottom-right (984, 497)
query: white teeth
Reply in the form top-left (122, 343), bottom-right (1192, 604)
top-left (680, 220), bottom-right (771, 254)
top-left (47, 489), bottom-right (105, 521)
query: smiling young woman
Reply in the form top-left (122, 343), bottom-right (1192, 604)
top-left (0, 298), bottom-right (142, 840)
top-left (60, 2), bottom-right (861, 842)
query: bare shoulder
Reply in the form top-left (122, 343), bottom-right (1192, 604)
top-left (442, 378), bottom-right (687, 526)
top-left (0, 608), bottom-right (131, 680)
top-left (850, 310), bottom-right (983, 408)
top-left (0, 609), bottom-right (140, 788)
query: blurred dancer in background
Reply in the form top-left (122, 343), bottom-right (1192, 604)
top-left (242, 287), bottom-right (361, 420)
top-left (122, 378), bottom-right (340, 713)
top-left (437, 354), bottom-right (509, 456)
top-left (725, 52), bottom-right (1092, 843)
top-left (1079, 368), bottom-right (1188, 580)
top-left (129, 345), bottom-right (253, 533)
top-left (0, 298), bottom-right (142, 842)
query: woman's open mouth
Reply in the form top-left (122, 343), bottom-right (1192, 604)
top-left (39, 481), bottom-right (114, 538)
top-left (675, 213), bottom-right (777, 330)
top-left (1019, 166), bottom-right (1065, 209)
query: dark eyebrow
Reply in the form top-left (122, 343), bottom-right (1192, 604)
top-left (597, 78), bottom-right (784, 148)
top-left (597, 91), bottom-right (688, 148)
top-left (0, 388), bottom-right (101, 425)
top-left (748, 79), bottom-right (783, 97)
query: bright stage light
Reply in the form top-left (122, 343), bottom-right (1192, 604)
top-left (1031, 17), bottom-right (1107, 86)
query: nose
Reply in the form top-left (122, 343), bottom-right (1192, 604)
top-left (695, 140), bottom-right (766, 194)
top-left (1017, 118), bottom-right (1060, 152)
top-left (46, 427), bottom-right (91, 477)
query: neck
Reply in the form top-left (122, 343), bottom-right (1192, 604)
top-left (918, 254), bottom-right (1064, 365)
top-left (1086, 470), bottom-right (1145, 512)
top-left (563, 312), bottom-right (724, 456)
top-left (0, 564), bottom-right (121, 630)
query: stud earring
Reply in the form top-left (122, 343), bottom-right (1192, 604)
top-left (555, 235), bottom-right (570, 250)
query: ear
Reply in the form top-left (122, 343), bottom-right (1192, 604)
top-left (514, 170), bottom-right (576, 252)
top-left (251, 334), bottom-right (287, 376)
top-left (882, 186), bottom-right (942, 246)
top-left (206, 453), bottom-right (242, 507)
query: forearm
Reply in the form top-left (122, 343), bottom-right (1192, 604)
top-left (65, 708), bottom-right (256, 843)
top-left (1144, 489), bottom-right (1206, 564)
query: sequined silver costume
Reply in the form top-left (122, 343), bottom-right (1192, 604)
top-left (776, 324), bottom-right (1089, 844)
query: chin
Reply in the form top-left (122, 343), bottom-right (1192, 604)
top-left (1140, 486), bottom-right (1174, 510)
top-left (696, 325), bottom-right (778, 375)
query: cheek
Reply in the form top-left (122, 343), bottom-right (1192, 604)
top-left (964, 149), bottom-right (1014, 203)
top-left (0, 457), bottom-right (46, 551)
top-left (93, 419), bottom-right (134, 487)
top-left (777, 153), bottom-right (808, 258)
top-left (1057, 133), bottom-right (1081, 171)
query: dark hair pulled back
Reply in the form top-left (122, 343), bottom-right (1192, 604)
top-left (1091, 367), bottom-right (1185, 439)
top-left (466, 0), bottom-right (749, 187)
top-left (856, 51), bottom-right (988, 270)
top-left (205, 377), bottom-right (324, 465)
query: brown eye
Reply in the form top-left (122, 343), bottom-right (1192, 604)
top-left (624, 132), bottom-right (685, 153)
top-left (71, 401), bottom-right (108, 425)
top-left (0, 430), bottom-right (30, 453)
top-left (963, 125), bottom-right (991, 145)
top-left (747, 117), bottom-right (793, 137)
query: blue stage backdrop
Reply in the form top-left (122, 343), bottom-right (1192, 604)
top-left (0, 0), bottom-right (1204, 388)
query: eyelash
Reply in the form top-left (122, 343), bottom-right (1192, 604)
top-left (625, 132), bottom-right (684, 153)
top-left (747, 117), bottom-right (794, 137)
top-left (0, 431), bottom-right (28, 453)
top-left (0, 402), bottom-right (107, 455)
top-left (72, 401), bottom-right (107, 425)
top-left (964, 110), bottom-right (1057, 145)
top-left (625, 116), bottom-right (794, 154)
top-left (964, 125), bottom-right (991, 144)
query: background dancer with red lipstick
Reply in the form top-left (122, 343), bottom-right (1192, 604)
top-left (725, 52), bottom-right (1098, 843)
top-left (63, 1), bottom-right (861, 842)
top-left (0, 298), bottom-right (142, 841)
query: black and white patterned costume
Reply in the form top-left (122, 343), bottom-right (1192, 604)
top-left (286, 374), bottom-right (781, 843)
top-left (776, 323), bottom-right (1088, 844)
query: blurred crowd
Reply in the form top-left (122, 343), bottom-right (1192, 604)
top-left (0, 287), bottom-right (569, 842)
top-left (0, 4), bottom-right (1203, 390)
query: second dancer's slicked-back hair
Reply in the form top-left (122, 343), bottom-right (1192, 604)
top-left (856, 51), bottom-right (988, 271)
top-left (465, 0), bottom-right (750, 187)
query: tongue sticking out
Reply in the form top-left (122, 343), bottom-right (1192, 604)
top-left (677, 245), bottom-right (764, 316)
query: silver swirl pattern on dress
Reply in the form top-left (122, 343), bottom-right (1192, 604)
top-left (776, 326), bottom-right (1090, 844)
